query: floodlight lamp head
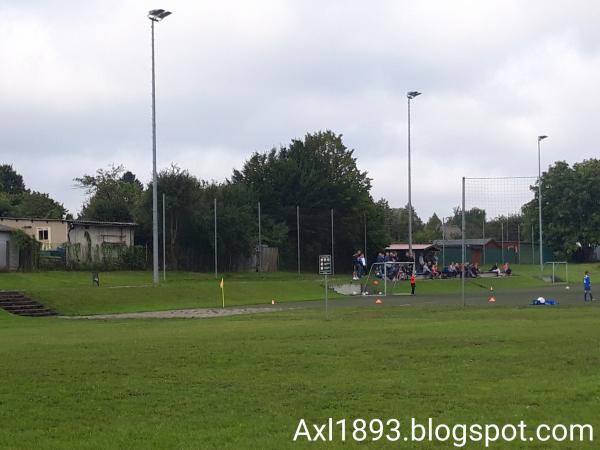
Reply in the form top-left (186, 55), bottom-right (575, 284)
top-left (538, 135), bottom-right (548, 141)
top-left (407, 91), bottom-right (422, 99)
top-left (148, 9), bottom-right (172, 21)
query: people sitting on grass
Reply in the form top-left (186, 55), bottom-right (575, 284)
top-left (466, 262), bottom-right (479, 278)
top-left (502, 262), bottom-right (512, 276)
top-left (490, 263), bottom-right (502, 276)
top-left (422, 261), bottom-right (432, 277)
top-left (442, 262), bottom-right (458, 278)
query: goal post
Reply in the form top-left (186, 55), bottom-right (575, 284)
top-left (363, 261), bottom-right (415, 296)
top-left (543, 261), bottom-right (569, 284)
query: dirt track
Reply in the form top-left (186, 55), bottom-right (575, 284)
top-left (61, 306), bottom-right (284, 320)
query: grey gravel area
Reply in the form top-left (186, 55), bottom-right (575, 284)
top-left (61, 306), bottom-right (284, 320)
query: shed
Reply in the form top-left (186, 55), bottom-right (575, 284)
top-left (433, 239), bottom-right (501, 266)
top-left (384, 243), bottom-right (440, 270)
top-left (0, 224), bottom-right (19, 271)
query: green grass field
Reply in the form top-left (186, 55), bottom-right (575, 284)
top-left (1, 263), bottom-right (596, 315)
top-left (1, 266), bottom-right (599, 448)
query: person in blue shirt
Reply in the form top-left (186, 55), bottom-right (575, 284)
top-left (584, 271), bottom-right (593, 302)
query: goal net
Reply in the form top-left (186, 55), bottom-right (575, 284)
top-left (459, 176), bottom-right (539, 304)
top-left (543, 261), bottom-right (569, 284)
top-left (363, 261), bottom-right (415, 296)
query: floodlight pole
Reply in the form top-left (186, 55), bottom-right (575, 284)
top-left (531, 224), bottom-right (535, 264)
top-left (517, 223), bottom-right (521, 264)
top-left (330, 208), bottom-right (335, 275)
top-left (151, 18), bottom-right (159, 285)
top-left (407, 91), bottom-right (421, 266)
top-left (441, 216), bottom-right (446, 267)
top-left (461, 177), bottom-right (466, 307)
top-left (214, 198), bottom-right (218, 279)
top-left (162, 193), bottom-right (166, 281)
top-left (296, 205), bottom-right (300, 276)
top-left (482, 217), bottom-right (486, 265)
top-left (537, 136), bottom-right (547, 271)
top-left (363, 211), bottom-right (367, 263)
top-left (258, 201), bottom-right (262, 272)
top-left (501, 221), bottom-right (504, 263)
top-left (149, 9), bottom-right (171, 285)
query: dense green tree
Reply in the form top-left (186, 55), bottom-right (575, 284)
top-left (384, 205), bottom-right (424, 243)
top-left (232, 130), bottom-right (389, 271)
top-left (14, 191), bottom-right (66, 219)
top-left (415, 213), bottom-right (442, 243)
top-left (0, 165), bottom-right (65, 218)
top-left (0, 164), bottom-right (26, 195)
top-left (75, 165), bottom-right (142, 222)
top-left (522, 159), bottom-right (600, 260)
top-left (448, 207), bottom-right (486, 239)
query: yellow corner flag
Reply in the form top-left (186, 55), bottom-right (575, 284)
top-left (220, 278), bottom-right (225, 308)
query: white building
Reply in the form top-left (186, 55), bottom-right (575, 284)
top-left (0, 217), bottom-right (137, 269)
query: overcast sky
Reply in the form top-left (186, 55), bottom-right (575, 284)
top-left (1, 0), bottom-right (599, 220)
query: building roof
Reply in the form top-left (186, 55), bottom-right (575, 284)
top-left (0, 217), bottom-right (136, 227)
top-left (385, 243), bottom-right (439, 251)
top-left (69, 220), bottom-right (137, 227)
top-left (433, 238), bottom-right (498, 247)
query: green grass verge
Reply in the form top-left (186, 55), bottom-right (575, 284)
top-left (0, 304), bottom-right (599, 449)
top-left (1, 271), bottom-right (344, 315)
top-left (0, 264), bottom-right (597, 315)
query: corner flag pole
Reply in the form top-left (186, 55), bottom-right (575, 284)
top-left (220, 278), bottom-right (225, 308)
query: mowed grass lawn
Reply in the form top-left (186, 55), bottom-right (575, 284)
top-left (1, 264), bottom-right (597, 315)
top-left (1, 271), bottom-right (345, 315)
top-left (1, 304), bottom-right (599, 449)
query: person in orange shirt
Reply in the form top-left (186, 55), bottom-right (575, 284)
top-left (410, 273), bottom-right (416, 295)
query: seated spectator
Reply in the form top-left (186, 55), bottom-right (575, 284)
top-left (423, 261), bottom-right (433, 278)
top-left (490, 263), bottom-right (501, 276)
top-left (502, 262), bottom-right (512, 276)
top-left (448, 262), bottom-right (457, 278)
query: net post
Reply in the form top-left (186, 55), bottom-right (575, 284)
top-left (384, 262), bottom-right (387, 296)
top-left (461, 176), bottom-right (466, 307)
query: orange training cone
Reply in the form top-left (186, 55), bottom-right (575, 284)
top-left (488, 286), bottom-right (496, 303)
top-left (375, 298), bottom-right (383, 304)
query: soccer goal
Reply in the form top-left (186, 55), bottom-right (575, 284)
top-left (543, 261), bottom-right (569, 284)
top-left (363, 261), bottom-right (415, 296)
top-left (459, 176), bottom-right (539, 305)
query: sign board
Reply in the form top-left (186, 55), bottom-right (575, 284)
top-left (319, 254), bottom-right (332, 275)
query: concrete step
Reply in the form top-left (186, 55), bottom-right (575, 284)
top-left (0, 291), bottom-right (58, 317)
top-left (2, 303), bottom-right (47, 311)
top-left (17, 310), bottom-right (58, 317)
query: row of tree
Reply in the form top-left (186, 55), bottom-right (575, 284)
top-left (0, 165), bottom-right (66, 219)
top-left (2, 132), bottom-right (600, 266)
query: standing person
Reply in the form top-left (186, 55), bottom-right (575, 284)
top-left (584, 271), bottom-right (593, 302)
top-left (360, 251), bottom-right (367, 278)
top-left (410, 273), bottom-right (416, 295)
top-left (352, 251), bottom-right (360, 280)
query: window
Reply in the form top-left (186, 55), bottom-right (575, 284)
top-left (36, 227), bottom-right (51, 250)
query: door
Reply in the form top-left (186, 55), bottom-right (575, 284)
top-left (0, 240), bottom-right (7, 270)
top-left (471, 248), bottom-right (482, 265)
